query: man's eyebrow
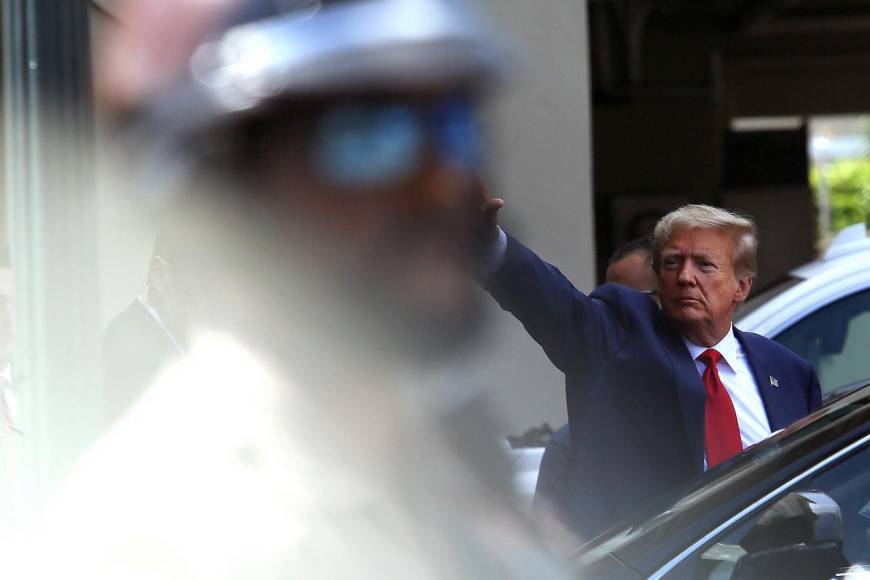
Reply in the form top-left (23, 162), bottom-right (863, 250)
top-left (661, 249), bottom-right (720, 262)
top-left (691, 251), bottom-right (720, 262)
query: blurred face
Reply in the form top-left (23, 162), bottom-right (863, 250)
top-left (255, 93), bottom-right (485, 353)
top-left (657, 228), bottom-right (752, 346)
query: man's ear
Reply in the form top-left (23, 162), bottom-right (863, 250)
top-left (147, 256), bottom-right (170, 293)
top-left (734, 275), bottom-right (753, 304)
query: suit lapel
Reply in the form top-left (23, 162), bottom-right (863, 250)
top-left (657, 314), bottom-right (706, 473)
top-left (734, 328), bottom-right (791, 431)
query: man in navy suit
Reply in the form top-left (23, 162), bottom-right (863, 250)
top-left (532, 237), bottom-right (657, 525)
top-left (480, 195), bottom-right (822, 540)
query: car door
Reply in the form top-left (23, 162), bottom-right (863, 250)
top-left (656, 435), bottom-right (870, 579)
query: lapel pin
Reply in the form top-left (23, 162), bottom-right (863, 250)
top-left (769, 376), bottom-right (779, 388)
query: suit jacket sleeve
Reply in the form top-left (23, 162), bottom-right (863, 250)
top-left (482, 234), bottom-right (625, 374)
top-left (532, 425), bottom-right (570, 514)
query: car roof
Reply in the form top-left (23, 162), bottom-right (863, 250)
top-left (736, 222), bottom-right (870, 335)
top-left (572, 383), bottom-right (870, 577)
top-left (790, 222), bottom-right (870, 279)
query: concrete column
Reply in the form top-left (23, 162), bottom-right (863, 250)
top-left (477, 1), bottom-right (596, 435)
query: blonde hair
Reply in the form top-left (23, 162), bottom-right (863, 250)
top-left (652, 204), bottom-right (758, 278)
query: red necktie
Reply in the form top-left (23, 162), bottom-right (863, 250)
top-left (697, 348), bottom-right (743, 468)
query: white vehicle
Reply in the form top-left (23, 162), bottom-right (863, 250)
top-left (510, 222), bottom-right (870, 505)
top-left (736, 222), bottom-right (870, 403)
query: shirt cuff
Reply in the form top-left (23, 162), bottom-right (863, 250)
top-left (479, 227), bottom-right (508, 276)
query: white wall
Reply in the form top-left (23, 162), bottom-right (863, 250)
top-left (476, 0), bottom-right (596, 435)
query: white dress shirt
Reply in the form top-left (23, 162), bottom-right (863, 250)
top-left (480, 227), bottom-right (509, 276)
top-left (683, 327), bottom-right (772, 466)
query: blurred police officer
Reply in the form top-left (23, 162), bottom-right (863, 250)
top-left (16, 1), bottom-right (573, 578)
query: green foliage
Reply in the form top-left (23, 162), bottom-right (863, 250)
top-left (809, 158), bottom-right (870, 232)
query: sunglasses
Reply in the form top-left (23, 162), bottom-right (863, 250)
top-left (310, 95), bottom-right (483, 188)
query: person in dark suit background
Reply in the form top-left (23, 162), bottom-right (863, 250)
top-left (601, 237), bottom-right (657, 298)
top-left (480, 193), bottom-right (822, 540)
top-left (101, 221), bottom-right (199, 418)
top-left (532, 237), bottom-right (656, 525)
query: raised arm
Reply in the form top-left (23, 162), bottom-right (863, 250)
top-left (476, 180), bottom-right (623, 374)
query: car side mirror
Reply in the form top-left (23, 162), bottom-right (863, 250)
top-left (732, 491), bottom-right (848, 580)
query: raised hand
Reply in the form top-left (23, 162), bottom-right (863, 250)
top-left (476, 175), bottom-right (504, 244)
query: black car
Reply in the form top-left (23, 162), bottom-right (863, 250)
top-left (572, 383), bottom-right (870, 579)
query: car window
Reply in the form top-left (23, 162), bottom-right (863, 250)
top-left (667, 443), bottom-right (870, 579)
top-left (773, 289), bottom-right (870, 398)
